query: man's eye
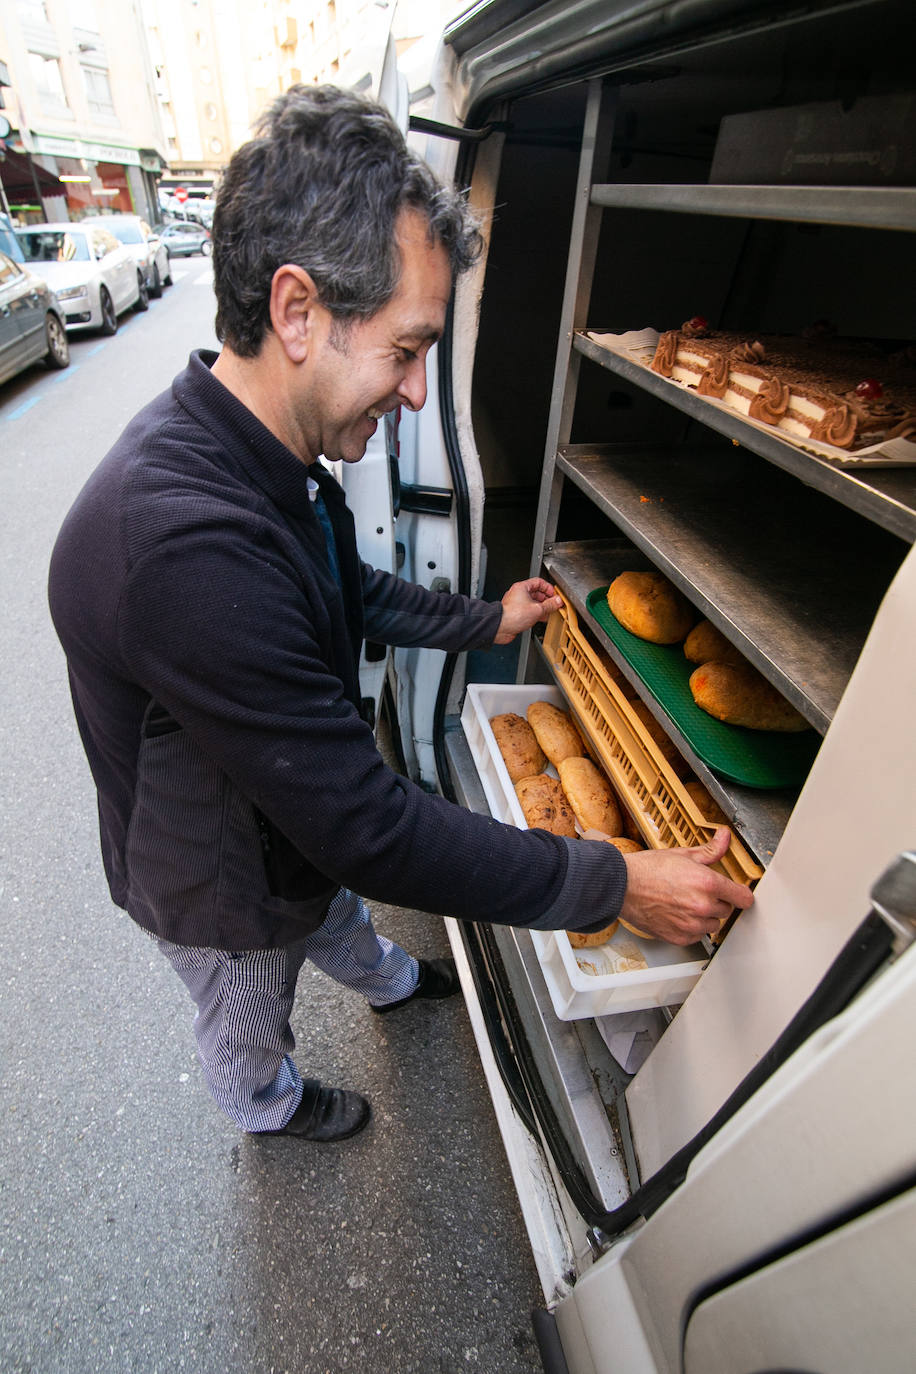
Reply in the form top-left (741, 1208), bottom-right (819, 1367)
top-left (398, 348), bottom-right (418, 364)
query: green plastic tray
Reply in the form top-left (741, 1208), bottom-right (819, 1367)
top-left (585, 587), bottom-right (820, 789)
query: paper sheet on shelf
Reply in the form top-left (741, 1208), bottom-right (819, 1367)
top-left (586, 329), bottom-right (916, 468)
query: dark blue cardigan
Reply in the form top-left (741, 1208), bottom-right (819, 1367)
top-left (48, 351), bottom-right (625, 948)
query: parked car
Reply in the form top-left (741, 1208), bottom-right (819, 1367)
top-left (0, 249), bottom-right (70, 385)
top-left (15, 222), bottom-right (145, 334)
top-left (0, 212), bottom-right (25, 263)
top-left (81, 214), bottom-right (172, 297)
top-left (158, 220), bottom-right (212, 258)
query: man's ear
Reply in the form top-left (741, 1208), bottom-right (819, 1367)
top-left (269, 264), bottom-right (321, 363)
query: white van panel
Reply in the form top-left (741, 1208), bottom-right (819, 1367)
top-left (627, 543), bottom-right (916, 1177)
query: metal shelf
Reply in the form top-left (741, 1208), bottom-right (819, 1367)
top-left (573, 331), bottom-right (916, 544)
top-left (542, 544), bottom-right (795, 865)
top-left (554, 446), bottom-right (905, 731)
top-left (589, 182), bottom-right (916, 232)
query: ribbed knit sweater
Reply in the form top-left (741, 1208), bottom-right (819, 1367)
top-left (48, 351), bottom-right (626, 948)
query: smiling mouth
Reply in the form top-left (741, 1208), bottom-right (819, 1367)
top-left (367, 408), bottom-right (386, 421)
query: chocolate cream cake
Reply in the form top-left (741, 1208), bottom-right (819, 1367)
top-left (650, 318), bottom-right (916, 451)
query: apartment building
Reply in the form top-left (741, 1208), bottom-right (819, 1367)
top-left (0, 0), bottom-right (168, 223)
top-left (142, 0), bottom-right (462, 204)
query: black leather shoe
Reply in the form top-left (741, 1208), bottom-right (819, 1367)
top-left (370, 957), bottom-right (461, 1014)
top-left (260, 1079), bottom-right (371, 1141)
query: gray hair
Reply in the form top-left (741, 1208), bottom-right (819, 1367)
top-left (212, 84), bottom-right (482, 357)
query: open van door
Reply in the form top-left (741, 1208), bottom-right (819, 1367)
top-left (338, 24), bottom-right (488, 780)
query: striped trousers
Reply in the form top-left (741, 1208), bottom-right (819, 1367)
top-left (156, 888), bottom-right (417, 1132)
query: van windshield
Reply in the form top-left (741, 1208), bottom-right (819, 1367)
top-left (17, 231), bottom-right (91, 263)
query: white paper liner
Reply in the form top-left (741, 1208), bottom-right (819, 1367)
top-left (572, 931), bottom-right (648, 979)
top-left (586, 329), bottom-right (916, 468)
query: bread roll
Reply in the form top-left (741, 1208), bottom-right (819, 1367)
top-left (569, 920), bottom-right (620, 949)
top-left (631, 700), bottom-right (691, 778)
top-left (526, 701), bottom-right (585, 769)
top-left (684, 619), bottom-right (745, 667)
top-left (683, 779), bottom-right (728, 825)
top-left (489, 712), bottom-right (546, 783)
top-left (515, 775), bottom-right (577, 837)
top-left (558, 757), bottom-right (622, 836)
top-left (689, 661), bottom-right (809, 733)
top-left (607, 571), bottom-right (694, 644)
top-left (619, 918), bottom-right (654, 941)
top-left (588, 834), bottom-right (643, 853)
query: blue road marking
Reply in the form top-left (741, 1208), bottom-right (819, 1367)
top-left (87, 343), bottom-right (105, 356)
top-left (7, 395), bottom-right (41, 420)
top-left (51, 363), bottom-right (79, 382)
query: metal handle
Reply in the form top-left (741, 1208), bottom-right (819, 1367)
top-left (870, 850), bottom-right (916, 953)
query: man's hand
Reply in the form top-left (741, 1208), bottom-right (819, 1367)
top-left (618, 827), bottom-right (754, 945)
top-left (494, 578), bottom-right (564, 645)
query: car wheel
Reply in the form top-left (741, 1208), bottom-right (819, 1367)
top-left (149, 262), bottom-right (163, 298)
top-left (44, 312), bottom-right (70, 370)
top-left (201, 239), bottom-right (212, 257)
top-left (134, 272), bottom-right (150, 312)
top-left (99, 286), bottom-right (118, 336)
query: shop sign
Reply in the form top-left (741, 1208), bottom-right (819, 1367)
top-left (33, 134), bottom-right (141, 166)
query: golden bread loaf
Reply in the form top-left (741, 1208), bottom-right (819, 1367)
top-left (683, 779), bottom-right (728, 825)
top-left (557, 757), bottom-right (622, 837)
top-left (689, 661), bottom-right (809, 733)
top-left (631, 700), bottom-right (691, 778)
top-left (607, 571), bottom-right (694, 644)
top-left (526, 701), bottom-right (585, 769)
top-left (489, 712), bottom-right (547, 783)
top-left (569, 920), bottom-right (620, 949)
top-left (619, 918), bottom-right (654, 941)
top-left (515, 774), bottom-right (577, 837)
top-left (683, 619), bottom-right (745, 667)
top-left (587, 834), bottom-right (644, 853)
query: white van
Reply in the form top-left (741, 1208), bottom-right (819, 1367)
top-left (350, 2), bottom-right (916, 1370)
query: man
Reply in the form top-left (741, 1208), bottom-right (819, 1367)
top-left (49, 86), bottom-right (751, 1144)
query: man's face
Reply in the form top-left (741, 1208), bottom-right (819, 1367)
top-left (303, 208), bottom-right (452, 465)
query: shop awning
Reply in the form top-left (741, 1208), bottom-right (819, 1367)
top-left (0, 148), bottom-right (65, 201)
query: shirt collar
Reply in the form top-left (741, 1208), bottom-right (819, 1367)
top-left (175, 349), bottom-right (323, 517)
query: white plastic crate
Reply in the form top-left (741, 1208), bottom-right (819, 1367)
top-left (460, 683), bottom-right (708, 1020)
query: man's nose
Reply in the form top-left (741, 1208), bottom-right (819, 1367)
top-left (397, 356), bottom-right (428, 413)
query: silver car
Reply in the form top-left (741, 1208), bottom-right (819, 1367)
top-left (81, 214), bottom-right (172, 298)
top-left (15, 222), bottom-right (145, 334)
top-left (0, 249), bottom-right (70, 385)
top-left (158, 220), bottom-right (212, 258)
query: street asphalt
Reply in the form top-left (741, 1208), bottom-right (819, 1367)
top-left (0, 257), bottom-right (544, 1372)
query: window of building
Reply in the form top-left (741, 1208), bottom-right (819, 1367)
top-left (16, 1), bottom-right (50, 25)
top-left (69, 0), bottom-right (100, 31)
top-left (82, 65), bottom-right (115, 116)
top-left (29, 52), bottom-right (71, 115)
top-left (199, 66), bottom-right (213, 85)
top-left (209, 137), bottom-right (223, 155)
top-left (204, 102), bottom-right (217, 120)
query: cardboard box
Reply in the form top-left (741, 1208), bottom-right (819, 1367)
top-left (710, 93), bottom-right (916, 186)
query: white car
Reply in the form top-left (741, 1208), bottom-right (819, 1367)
top-left (80, 214), bottom-right (172, 298)
top-left (15, 222), bottom-right (146, 334)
